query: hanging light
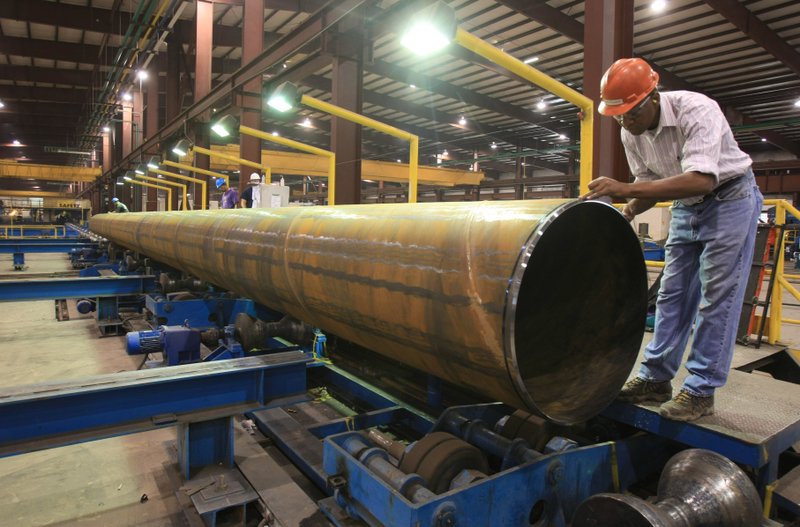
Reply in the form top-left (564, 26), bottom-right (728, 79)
top-left (267, 82), bottom-right (300, 112)
top-left (210, 115), bottom-right (238, 138)
top-left (172, 139), bottom-right (192, 157)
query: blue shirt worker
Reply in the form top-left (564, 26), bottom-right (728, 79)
top-left (217, 178), bottom-right (239, 209)
top-left (581, 58), bottom-right (763, 422)
top-left (111, 197), bottom-right (129, 213)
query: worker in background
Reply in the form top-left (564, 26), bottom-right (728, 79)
top-left (239, 172), bottom-right (262, 208)
top-left (581, 58), bottom-right (763, 422)
top-left (217, 178), bottom-right (239, 209)
top-left (111, 197), bottom-right (129, 213)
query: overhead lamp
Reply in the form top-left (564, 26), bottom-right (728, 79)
top-left (146, 156), bottom-right (160, 169)
top-left (536, 100), bottom-right (547, 110)
top-left (558, 134), bottom-right (567, 140)
top-left (172, 139), bottom-right (192, 157)
top-left (0, 101), bottom-right (4, 109)
top-left (134, 163), bottom-right (147, 175)
top-left (122, 92), bottom-right (133, 102)
top-left (116, 176), bottom-right (125, 186)
top-left (136, 70), bottom-right (148, 81)
top-left (210, 114), bottom-right (238, 138)
top-left (523, 56), bottom-right (539, 64)
top-left (795, 99), bottom-right (800, 108)
top-left (267, 82), bottom-right (300, 113)
top-left (651, 0), bottom-right (667, 13)
top-left (491, 142), bottom-right (497, 149)
top-left (400, 2), bottom-right (457, 57)
top-left (272, 131), bottom-right (279, 136)
top-left (102, 126), bottom-right (111, 133)
top-left (301, 117), bottom-right (312, 128)
top-left (12, 139), bottom-right (20, 146)
top-left (458, 115), bottom-right (467, 126)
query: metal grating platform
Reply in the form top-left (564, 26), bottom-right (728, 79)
top-left (603, 335), bottom-right (800, 491)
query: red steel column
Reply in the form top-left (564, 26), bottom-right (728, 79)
top-left (583, 0), bottom-right (633, 184)
top-left (166, 32), bottom-right (182, 122)
top-left (329, 15), bottom-right (365, 204)
top-left (240, 0), bottom-right (265, 193)
top-left (193, 0), bottom-right (214, 209)
top-left (144, 72), bottom-right (160, 211)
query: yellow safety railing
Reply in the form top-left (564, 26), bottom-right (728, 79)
top-left (0, 225), bottom-right (66, 238)
top-left (162, 160), bottom-right (230, 186)
top-left (631, 198), bottom-right (799, 344)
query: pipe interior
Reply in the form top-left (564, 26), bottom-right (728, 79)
top-left (512, 202), bottom-right (647, 424)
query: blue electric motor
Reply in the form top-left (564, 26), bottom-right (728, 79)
top-left (126, 325), bottom-right (202, 365)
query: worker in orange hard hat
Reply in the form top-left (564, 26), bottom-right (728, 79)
top-left (582, 57), bottom-right (763, 422)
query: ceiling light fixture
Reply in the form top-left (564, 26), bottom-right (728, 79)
top-left (136, 70), bottom-right (148, 81)
top-left (523, 56), bottom-right (539, 64)
top-left (458, 115), bottom-right (467, 125)
top-left (301, 117), bottom-right (312, 128)
top-left (400, 2), bottom-right (457, 57)
top-left (172, 138), bottom-right (192, 157)
top-left (651, 0), bottom-right (667, 13)
top-left (267, 82), bottom-right (300, 113)
top-left (0, 101), bottom-right (5, 109)
top-left (102, 126), bottom-right (111, 133)
top-left (537, 100), bottom-right (547, 110)
top-left (122, 92), bottom-right (133, 102)
top-left (146, 156), bottom-right (160, 169)
top-left (12, 139), bottom-right (20, 146)
top-left (491, 142), bottom-right (497, 149)
top-left (210, 114), bottom-right (238, 138)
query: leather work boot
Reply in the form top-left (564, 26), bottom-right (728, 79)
top-left (659, 390), bottom-right (714, 422)
top-left (617, 377), bottom-right (673, 404)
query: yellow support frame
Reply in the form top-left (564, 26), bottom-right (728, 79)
top-left (127, 180), bottom-right (173, 211)
top-left (135, 175), bottom-right (188, 211)
top-left (162, 160), bottom-right (230, 185)
top-left (147, 169), bottom-right (208, 210)
top-left (452, 28), bottom-right (593, 196)
top-left (298, 95), bottom-right (420, 203)
top-left (190, 146), bottom-right (273, 185)
top-left (239, 125), bottom-right (337, 205)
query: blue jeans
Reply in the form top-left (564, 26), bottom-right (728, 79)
top-left (639, 171), bottom-right (763, 396)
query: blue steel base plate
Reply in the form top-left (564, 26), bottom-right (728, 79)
top-left (189, 468), bottom-right (258, 517)
top-left (603, 337), bottom-right (800, 470)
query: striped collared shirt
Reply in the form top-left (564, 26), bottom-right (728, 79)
top-left (621, 90), bottom-right (751, 205)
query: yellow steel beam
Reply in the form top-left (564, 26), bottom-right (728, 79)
top-left (0, 190), bottom-right (74, 198)
top-left (147, 169), bottom-right (207, 210)
top-left (0, 160), bottom-right (100, 182)
top-left (162, 161), bottom-right (229, 185)
top-left (239, 125), bottom-right (337, 205)
top-left (300, 94), bottom-right (420, 203)
top-left (210, 145), bottom-right (482, 187)
top-left (189, 146), bottom-right (272, 180)
top-left (453, 28), bottom-right (593, 195)
top-left (136, 175), bottom-right (187, 211)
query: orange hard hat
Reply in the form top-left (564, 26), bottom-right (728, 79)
top-left (598, 58), bottom-right (660, 116)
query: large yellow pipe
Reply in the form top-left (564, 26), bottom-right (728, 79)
top-left (135, 175), bottom-right (187, 211)
top-left (90, 200), bottom-right (646, 424)
top-left (300, 94), bottom-right (419, 203)
top-left (239, 125), bottom-right (337, 205)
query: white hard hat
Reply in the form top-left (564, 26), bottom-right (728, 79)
top-left (249, 172), bottom-right (261, 183)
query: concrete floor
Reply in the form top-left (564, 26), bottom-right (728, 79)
top-left (2, 254), bottom-right (800, 526)
top-left (0, 254), bottom-right (182, 526)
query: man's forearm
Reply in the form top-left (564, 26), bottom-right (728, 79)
top-left (627, 171), bottom-right (715, 200)
top-left (625, 198), bottom-right (658, 218)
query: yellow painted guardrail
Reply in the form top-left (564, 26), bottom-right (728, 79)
top-left (633, 198), bottom-right (799, 344)
top-left (0, 225), bottom-right (66, 238)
